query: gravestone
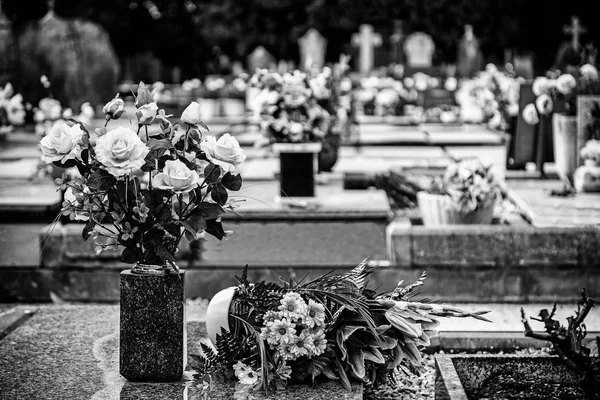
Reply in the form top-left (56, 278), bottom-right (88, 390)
top-left (298, 28), bottom-right (327, 70)
top-left (246, 46), bottom-right (276, 72)
top-left (404, 32), bottom-right (435, 70)
top-left (555, 16), bottom-right (586, 72)
top-left (389, 20), bottom-right (405, 65)
top-left (456, 25), bottom-right (483, 78)
top-left (17, 7), bottom-right (119, 110)
top-left (512, 82), bottom-right (537, 169)
top-left (351, 24), bottom-right (382, 74)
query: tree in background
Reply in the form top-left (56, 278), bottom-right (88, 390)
top-left (2, 0), bottom-right (599, 81)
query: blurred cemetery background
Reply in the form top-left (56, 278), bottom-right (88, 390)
top-left (0, 0), bottom-right (599, 310)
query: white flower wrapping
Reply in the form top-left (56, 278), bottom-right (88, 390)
top-left (200, 133), bottom-right (246, 173)
top-left (152, 159), bottom-right (201, 193)
top-left (39, 121), bottom-right (85, 164)
top-left (94, 126), bottom-right (150, 177)
top-left (522, 103), bottom-right (539, 125)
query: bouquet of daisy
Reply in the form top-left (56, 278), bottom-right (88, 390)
top-left (0, 83), bottom-right (26, 135)
top-left (195, 261), bottom-right (490, 394)
top-left (39, 81), bottom-right (245, 267)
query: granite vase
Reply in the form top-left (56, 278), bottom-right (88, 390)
top-left (273, 142), bottom-right (322, 199)
top-left (552, 113), bottom-right (578, 186)
top-left (120, 268), bottom-right (186, 382)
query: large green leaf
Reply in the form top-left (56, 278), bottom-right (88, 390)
top-left (221, 172), bottom-right (242, 191)
top-left (336, 325), bottom-right (365, 361)
top-left (348, 349), bottom-right (365, 379)
top-left (362, 347), bottom-right (385, 364)
top-left (87, 169), bottom-right (116, 191)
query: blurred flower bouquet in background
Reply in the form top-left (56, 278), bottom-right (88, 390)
top-left (418, 158), bottom-right (504, 225)
top-left (196, 261), bottom-right (489, 395)
top-left (39, 81), bottom-right (245, 267)
top-left (0, 82), bottom-right (26, 136)
top-left (455, 64), bottom-right (521, 132)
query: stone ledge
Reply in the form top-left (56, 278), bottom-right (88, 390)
top-left (387, 217), bottom-right (600, 268)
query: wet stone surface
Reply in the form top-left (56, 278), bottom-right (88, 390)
top-left (0, 305), bottom-right (361, 400)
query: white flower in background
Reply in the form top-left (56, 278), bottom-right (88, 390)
top-left (403, 77), bottom-right (415, 89)
top-left (414, 76), bottom-right (428, 91)
top-left (361, 76), bottom-right (380, 89)
top-left (136, 102), bottom-right (158, 125)
top-left (39, 98), bottom-right (62, 120)
top-left (444, 77), bottom-right (458, 91)
top-left (233, 362), bottom-right (259, 385)
top-left (39, 121), bottom-right (85, 164)
top-left (532, 77), bottom-right (549, 96)
top-left (152, 159), bottom-right (201, 193)
top-left (288, 122), bottom-right (305, 142)
top-left (535, 94), bottom-right (553, 115)
top-left (522, 103), bottom-right (539, 125)
top-left (485, 63), bottom-right (499, 73)
top-left (375, 88), bottom-right (399, 107)
top-left (488, 111), bottom-right (503, 129)
top-left (200, 133), bottom-right (246, 173)
top-left (340, 77), bottom-right (353, 92)
top-left (94, 126), bottom-right (150, 177)
top-left (555, 74), bottom-right (577, 95)
top-left (354, 88), bottom-right (376, 103)
top-left (581, 140), bottom-right (600, 164)
top-left (5, 94), bottom-right (26, 125)
top-left (205, 77), bottom-right (226, 92)
top-left (580, 64), bottom-right (599, 80)
top-left (507, 102), bottom-right (519, 117)
top-left (180, 101), bottom-right (203, 125)
top-left (78, 102), bottom-right (95, 126)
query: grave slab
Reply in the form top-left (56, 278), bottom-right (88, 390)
top-left (0, 180), bottom-right (61, 215)
top-left (0, 305), bottom-right (361, 400)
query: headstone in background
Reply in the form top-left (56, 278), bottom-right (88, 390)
top-left (404, 32), bottom-right (435, 69)
top-left (389, 20), bottom-right (405, 65)
top-left (246, 46), bottom-right (276, 72)
top-left (555, 16), bottom-right (586, 71)
top-left (513, 53), bottom-right (534, 79)
top-left (456, 25), bottom-right (483, 78)
top-left (298, 28), bottom-right (327, 70)
top-left (17, 10), bottom-right (119, 110)
top-left (351, 24), bottom-right (382, 74)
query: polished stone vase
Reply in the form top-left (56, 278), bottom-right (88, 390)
top-left (120, 267), bottom-right (186, 382)
top-left (273, 142), bottom-right (322, 198)
top-left (552, 113), bottom-right (578, 186)
top-left (318, 132), bottom-right (340, 173)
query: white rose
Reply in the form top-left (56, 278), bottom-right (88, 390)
top-left (555, 74), bottom-right (576, 95)
top-left (580, 64), bottom-right (599, 80)
top-left (6, 94), bottom-right (25, 125)
top-left (200, 133), bottom-right (246, 173)
top-left (136, 102), bottom-right (158, 125)
top-left (102, 96), bottom-right (125, 119)
top-left (94, 126), bottom-right (150, 177)
top-left (180, 102), bottom-right (202, 125)
top-left (39, 98), bottom-right (62, 120)
top-left (535, 94), bottom-right (553, 115)
top-left (532, 77), bottom-right (549, 96)
top-left (522, 103), bottom-right (539, 125)
top-left (39, 121), bottom-right (84, 164)
top-left (152, 159), bottom-right (201, 193)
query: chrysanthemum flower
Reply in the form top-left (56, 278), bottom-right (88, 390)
top-left (311, 330), bottom-right (327, 356)
top-left (289, 330), bottom-right (314, 358)
top-left (233, 361), bottom-right (259, 385)
top-left (263, 310), bottom-right (279, 324)
top-left (269, 318), bottom-right (295, 344)
top-left (305, 299), bottom-right (326, 329)
top-left (278, 292), bottom-right (307, 321)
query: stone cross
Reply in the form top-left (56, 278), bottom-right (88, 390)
top-left (298, 28), bottom-right (327, 70)
top-left (352, 24), bottom-right (382, 74)
top-left (563, 16), bottom-right (586, 51)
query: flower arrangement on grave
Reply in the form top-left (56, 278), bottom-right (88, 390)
top-left (417, 158), bottom-right (504, 225)
top-left (0, 83), bottom-right (26, 136)
top-left (195, 261), bottom-right (490, 396)
top-left (38, 81), bottom-right (245, 268)
top-left (455, 64), bottom-right (520, 132)
top-left (34, 75), bottom-right (95, 137)
top-left (252, 69), bottom-right (335, 145)
top-left (522, 64), bottom-right (600, 125)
